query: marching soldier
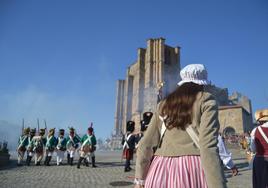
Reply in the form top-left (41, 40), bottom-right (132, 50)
top-left (33, 128), bottom-right (46, 166)
top-left (17, 127), bottom-right (30, 166)
top-left (77, 126), bottom-right (97, 168)
top-left (26, 128), bottom-right (36, 166)
top-left (44, 128), bottom-right (57, 166)
top-left (122, 121), bottom-right (136, 172)
top-left (56, 129), bottom-right (67, 166)
top-left (66, 127), bottom-right (80, 166)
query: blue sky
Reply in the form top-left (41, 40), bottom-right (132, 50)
top-left (0, 0), bottom-right (268, 139)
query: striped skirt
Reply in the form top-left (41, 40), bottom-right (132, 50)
top-left (145, 155), bottom-right (208, 188)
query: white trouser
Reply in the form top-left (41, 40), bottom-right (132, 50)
top-left (46, 150), bottom-right (54, 157)
top-left (17, 150), bottom-right (25, 164)
top-left (86, 152), bottom-right (95, 161)
top-left (56, 150), bottom-right (65, 165)
top-left (218, 135), bottom-right (235, 169)
top-left (35, 151), bottom-right (44, 164)
top-left (28, 151), bottom-right (34, 157)
top-left (67, 149), bottom-right (76, 158)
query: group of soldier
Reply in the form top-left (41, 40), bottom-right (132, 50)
top-left (17, 125), bottom-right (97, 169)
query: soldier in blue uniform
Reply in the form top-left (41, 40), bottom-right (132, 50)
top-left (66, 127), bottom-right (80, 166)
top-left (17, 127), bottom-right (30, 166)
top-left (44, 128), bottom-right (57, 166)
top-left (56, 129), bottom-right (67, 166)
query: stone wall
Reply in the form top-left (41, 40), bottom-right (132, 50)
top-left (114, 38), bottom-right (180, 133)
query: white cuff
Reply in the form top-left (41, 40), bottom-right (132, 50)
top-left (134, 178), bottom-right (145, 185)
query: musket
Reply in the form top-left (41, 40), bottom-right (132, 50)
top-left (37, 118), bottom-right (40, 134)
top-left (44, 119), bottom-right (47, 134)
top-left (22, 118), bottom-right (24, 135)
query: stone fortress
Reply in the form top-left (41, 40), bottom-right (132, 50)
top-left (111, 38), bottom-right (253, 149)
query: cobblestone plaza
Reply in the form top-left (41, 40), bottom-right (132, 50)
top-left (0, 148), bottom-right (251, 188)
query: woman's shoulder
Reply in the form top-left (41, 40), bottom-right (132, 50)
top-left (196, 90), bottom-right (216, 103)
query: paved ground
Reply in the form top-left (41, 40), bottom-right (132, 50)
top-left (0, 147), bottom-right (252, 188)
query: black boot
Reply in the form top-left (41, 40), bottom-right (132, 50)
top-left (44, 156), bottom-right (48, 165)
top-left (36, 161), bottom-right (41, 166)
top-left (26, 156), bottom-right (32, 166)
top-left (124, 159), bottom-right (131, 172)
top-left (77, 157), bottom-right (84, 169)
top-left (70, 157), bottom-right (73, 166)
top-left (46, 156), bottom-right (52, 166)
top-left (67, 153), bottom-right (70, 165)
top-left (92, 156), bottom-right (97, 168)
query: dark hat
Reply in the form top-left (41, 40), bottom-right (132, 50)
top-left (59, 129), bottom-right (65, 135)
top-left (39, 128), bottom-right (46, 135)
top-left (24, 127), bottom-right (30, 135)
top-left (49, 128), bottom-right (55, 134)
top-left (143, 112), bottom-right (153, 125)
top-left (126, 121), bottom-right (135, 132)
top-left (88, 122), bottom-right (94, 132)
top-left (88, 127), bottom-right (94, 132)
top-left (30, 128), bottom-right (36, 134)
top-left (140, 120), bottom-right (147, 132)
top-left (69, 127), bottom-right (75, 132)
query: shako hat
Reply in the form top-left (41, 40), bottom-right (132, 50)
top-left (143, 112), bottom-right (153, 125)
top-left (39, 128), bottom-right (46, 135)
top-left (140, 120), bottom-right (147, 132)
top-left (126, 121), bottom-right (135, 132)
top-left (30, 128), bottom-right (36, 134)
top-left (24, 127), bottom-right (30, 135)
top-left (49, 128), bottom-right (55, 134)
top-left (69, 127), bottom-right (75, 133)
top-left (88, 122), bottom-right (94, 132)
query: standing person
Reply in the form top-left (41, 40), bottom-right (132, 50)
top-left (33, 128), bottom-right (46, 166)
top-left (218, 134), bottom-right (238, 176)
top-left (134, 64), bottom-right (226, 188)
top-left (56, 129), bottom-right (67, 166)
top-left (85, 126), bottom-right (97, 168)
top-left (66, 127), bottom-right (80, 166)
top-left (122, 121), bottom-right (136, 172)
top-left (250, 109), bottom-right (268, 188)
top-left (77, 125), bottom-right (97, 168)
top-left (44, 128), bottom-right (57, 166)
top-left (26, 128), bottom-right (36, 166)
top-left (17, 127), bottom-right (30, 166)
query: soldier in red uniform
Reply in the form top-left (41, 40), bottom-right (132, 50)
top-left (250, 109), bottom-right (268, 188)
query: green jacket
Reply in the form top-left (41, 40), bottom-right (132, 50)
top-left (18, 135), bottom-right (29, 149)
top-left (33, 136), bottom-right (46, 152)
top-left (56, 136), bottom-right (67, 150)
top-left (81, 134), bottom-right (97, 146)
top-left (66, 135), bottom-right (80, 149)
top-left (26, 136), bottom-right (35, 151)
top-left (45, 135), bottom-right (57, 150)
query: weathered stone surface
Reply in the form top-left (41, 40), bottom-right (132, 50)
top-left (114, 38), bottom-right (180, 135)
top-left (0, 150), bottom-right (252, 188)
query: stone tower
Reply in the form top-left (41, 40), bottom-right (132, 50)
top-left (114, 38), bottom-right (180, 134)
